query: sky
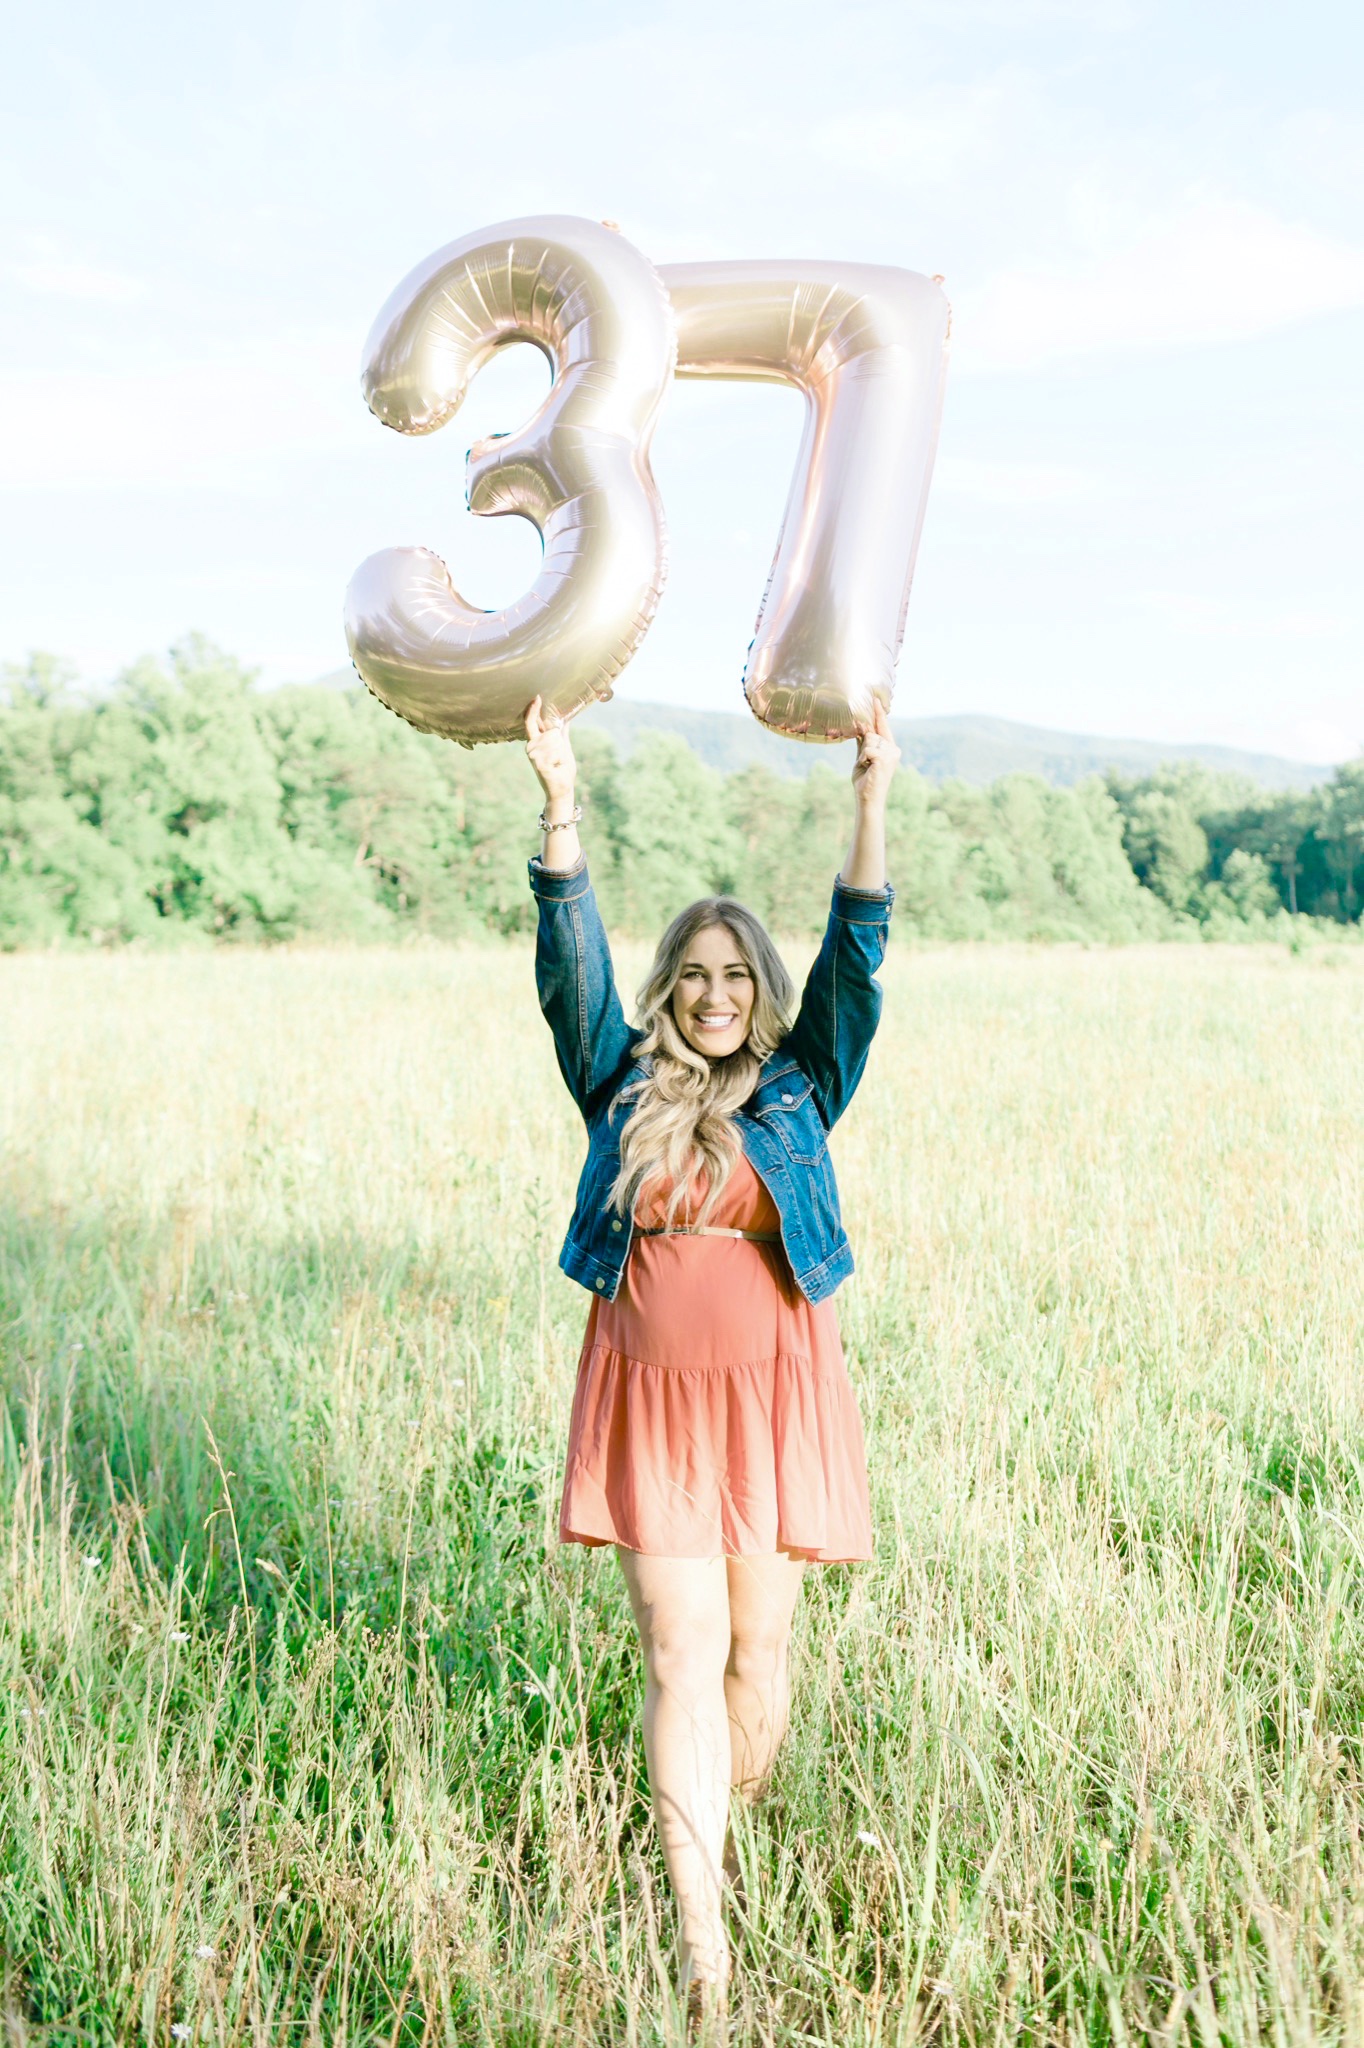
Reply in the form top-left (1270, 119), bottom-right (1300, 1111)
top-left (1, 0), bottom-right (1361, 764)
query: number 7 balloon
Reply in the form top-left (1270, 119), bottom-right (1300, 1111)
top-left (344, 218), bottom-right (951, 746)
top-left (662, 260), bottom-right (951, 742)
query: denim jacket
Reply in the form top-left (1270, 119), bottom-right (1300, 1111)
top-left (528, 852), bottom-right (894, 1306)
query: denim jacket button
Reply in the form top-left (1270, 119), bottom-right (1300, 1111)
top-left (610, 1219), bottom-right (622, 1232)
top-left (595, 1277), bottom-right (606, 1289)
top-left (781, 1092), bottom-right (794, 1103)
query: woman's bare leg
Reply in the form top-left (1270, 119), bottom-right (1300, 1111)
top-left (616, 1549), bottom-right (733, 1990)
top-left (724, 1549), bottom-right (807, 1799)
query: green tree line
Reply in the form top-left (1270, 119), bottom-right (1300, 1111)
top-left (2, 640), bottom-right (1361, 949)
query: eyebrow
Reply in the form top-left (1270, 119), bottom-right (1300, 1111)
top-left (680, 957), bottom-right (750, 972)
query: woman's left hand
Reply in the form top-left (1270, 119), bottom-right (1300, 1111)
top-left (850, 697), bottom-right (901, 809)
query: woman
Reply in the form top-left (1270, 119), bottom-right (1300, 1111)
top-left (523, 692), bottom-right (900, 2030)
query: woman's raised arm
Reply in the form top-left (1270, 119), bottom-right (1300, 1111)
top-left (838, 696), bottom-right (900, 890)
top-left (525, 695), bottom-right (582, 870)
top-left (782, 700), bottom-right (899, 1128)
top-left (523, 697), bottom-right (634, 1122)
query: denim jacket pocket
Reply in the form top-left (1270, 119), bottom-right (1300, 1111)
top-left (751, 1073), bottom-right (829, 1167)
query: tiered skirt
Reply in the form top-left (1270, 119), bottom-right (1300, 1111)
top-left (557, 1156), bottom-right (874, 1562)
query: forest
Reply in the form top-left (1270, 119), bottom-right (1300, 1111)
top-left (2, 638), bottom-right (1361, 949)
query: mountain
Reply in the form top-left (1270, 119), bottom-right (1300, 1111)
top-left (304, 671), bottom-right (1339, 793)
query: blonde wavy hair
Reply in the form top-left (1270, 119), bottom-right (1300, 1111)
top-left (608, 897), bottom-right (795, 1229)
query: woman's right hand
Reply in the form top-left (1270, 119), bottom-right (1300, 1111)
top-left (524, 695), bottom-right (578, 805)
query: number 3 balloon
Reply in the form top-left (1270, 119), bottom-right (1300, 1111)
top-left (345, 218), bottom-right (951, 746)
top-left (344, 217), bottom-right (675, 746)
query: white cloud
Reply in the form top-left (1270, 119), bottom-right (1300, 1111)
top-left (1269, 108), bottom-right (1364, 203)
top-left (960, 197), bottom-right (1364, 370)
top-left (1138, 591), bottom-right (1358, 639)
top-left (6, 233), bottom-right (145, 303)
top-left (1219, 698), bottom-right (1363, 768)
top-left (842, 0), bottom-right (1138, 26)
top-left (11, 259), bottom-right (143, 303)
top-left (1276, 717), bottom-right (1362, 767)
top-left (814, 80), bottom-right (1019, 187)
top-left (0, 332), bottom-right (362, 491)
top-left (936, 456), bottom-right (1100, 505)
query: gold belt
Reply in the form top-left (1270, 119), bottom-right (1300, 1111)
top-left (637, 1226), bottom-right (780, 1243)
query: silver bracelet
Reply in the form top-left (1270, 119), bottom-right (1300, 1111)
top-left (538, 802), bottom-right (583, 834)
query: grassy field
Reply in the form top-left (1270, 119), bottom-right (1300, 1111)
top-left (2, 936), bottom-right (1364, 2047)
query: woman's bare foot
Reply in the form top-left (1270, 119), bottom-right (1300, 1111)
top-left (683, 1970), bottom-right (729, 2043)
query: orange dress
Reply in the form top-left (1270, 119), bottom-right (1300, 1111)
top-left (558, 1155), bottom-right (874, 1561)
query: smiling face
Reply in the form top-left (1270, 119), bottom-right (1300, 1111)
top-left (670, 923), bottom-right (756, 1059)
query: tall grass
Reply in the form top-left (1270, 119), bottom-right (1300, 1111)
top-left (2, 937), bottom-right (1363, 2045)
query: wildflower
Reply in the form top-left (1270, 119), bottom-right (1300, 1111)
top-left (195, 1943), bottom-right (217, 1960)
top-left (171, 2026), bottom-right (192, 2041)
top-left (170, 1630), bottom-right (190, 1644)
top-left (857, 1830), bottom-right (881, 1849)
top-left (84, 1555), bottom-right (100, 1568)
top-left (71, 1342), bottom-right (85, 1353)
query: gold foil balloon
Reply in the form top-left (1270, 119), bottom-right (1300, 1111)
top-left (345, 221), bottom-right (950, 747)
top-left (660, 261), bottom-right (951, 742)
top-left (344, 216), bottom-right (675, 745)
